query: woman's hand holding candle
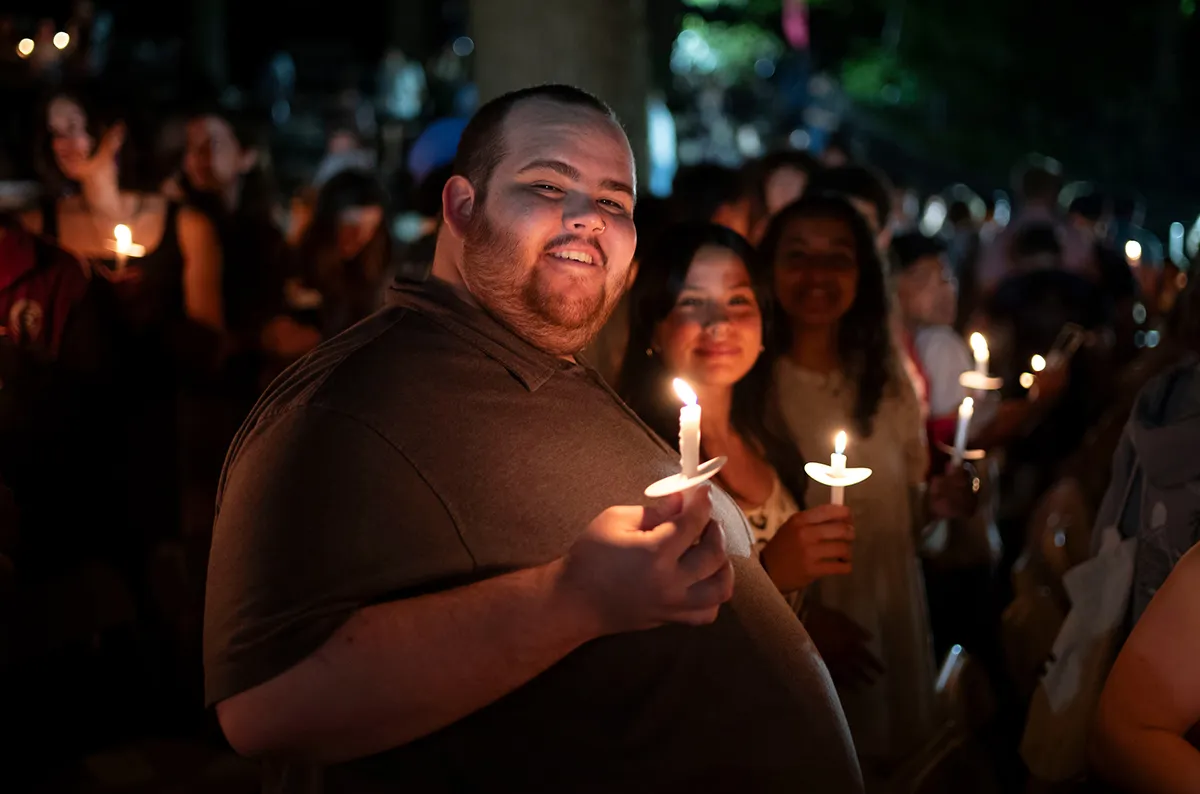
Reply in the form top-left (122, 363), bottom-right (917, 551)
top-left (760, 504), bottom-right (854, 592)
top-left (970, 332), bottom-right (990, 376)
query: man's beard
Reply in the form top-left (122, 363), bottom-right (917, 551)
top-left (460, 208), bottom-right (618, 356)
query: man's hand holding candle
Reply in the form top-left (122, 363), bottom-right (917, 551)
top-left (556, 484), bottom-right (734, 634)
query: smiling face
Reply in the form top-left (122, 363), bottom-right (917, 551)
top-left (654, 245), bottom-right (763, 389)
top-left (47, 95), bottom-right (94, 181)
top-left (772, 214), bottom-right (860, 330)
top-left (456, 99), bottom-right (638, 356)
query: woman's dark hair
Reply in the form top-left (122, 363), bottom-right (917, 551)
top-left (297, 169), bottom-right (391, 321)
top-left (759, 192), bottom-right (897, 438)
top-left (617, 222), bottom-right (808, 507)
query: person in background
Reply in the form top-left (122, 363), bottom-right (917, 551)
top-left (618, 222), bottom-right (854, 604)
top-left (755, 149), bottom-right (819, 217)
top-left (1110, 192), bottom-right (1165, 314)
top-left (290, 168), bottom-right (392, 338)
top-left (765, 194), bottom-right (976, 786)
top-left (22, 88), bottom-right (224, 596)
top-left (178, 105), bottom-right (287, 352)
top-left (976, 155), bottom-right (1096, 294)
top-left (1092, 541), bottom-right (1200, 793)
top-left (23, 89), bottom-right (224, 336)
top-left (669, 162), bottom-right (763, 242)
top-left (804, 164), bottom-right (894, 252)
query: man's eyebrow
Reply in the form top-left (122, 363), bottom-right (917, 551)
top-left (517, 159), bottom-right (636, 202)
top-left (517, 159), bottom-right (582, 181)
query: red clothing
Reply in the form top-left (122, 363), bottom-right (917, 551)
top-left (0, 226), bottom-right (90, 359)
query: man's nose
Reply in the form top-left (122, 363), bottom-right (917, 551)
top-left (562, 193), bottom-right (606, 234)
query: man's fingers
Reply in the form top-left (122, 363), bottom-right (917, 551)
top-left (801, 521), bottom-right (856, 543)
top-left (681, 559), bottom-right (734, 611)
top-left (679, 520), bottom-right (728, 582)
top-left (658, 486), bottom-right (713, 557)
top-left (640, 492), bottom-right (684, 531)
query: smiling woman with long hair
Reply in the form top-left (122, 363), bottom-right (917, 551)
top-left (618, 222), bottom-right (856, 605)
top-left (763, 193), bottom-right (974, 784)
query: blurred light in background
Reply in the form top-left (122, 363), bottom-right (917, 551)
top-left (1125, 239), bottom-right (1142, 262)
top-left (754, 58), bottom-right (775, 79)
top-left (1133, 302), bottom-right (1147, 324)
top-left (647, 95), bottom-right (677, 197)
top-left (1031, 354), bottom-right (1046, 372)
top-left (1188, 216), bottom-right (1200, 259)
top-left (737, 125), bottom-right (763, 157)
top-left (1019, 372), bottom-right (1035, 389)
top-left (919, 196), bottom-right (947, 236)
top-left (993, 195), bottom-right (1011, 227)
top-left (17, 38), bottom-right (34, 58)
top-left (53, 31), bottom-right (70, 50)
top-left (452, 37), bottom-right (474, 57)
top-left (1146, 329), bottom-right (1161, 348)
top-left (1170, 221), bottom-right (1185, 265)
top-left (788, 128), bottom-right (811, 149)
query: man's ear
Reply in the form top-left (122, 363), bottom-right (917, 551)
top-left (441, 175), bottom-right (477, 241)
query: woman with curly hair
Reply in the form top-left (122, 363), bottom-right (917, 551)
top-left (764, 193), bottom-right (975, 784)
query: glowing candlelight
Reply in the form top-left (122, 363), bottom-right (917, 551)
top-left (952, 397), bottom-right (974, 466)
top-left (673, 378), bottom-right (701, 478)
top-left (804, 430), bottom-right (872, 504)
top-left (970, 332), bottom-right (990, 376)
top-left (107, 224), bottom-right (145, 270)
top-left (1125, 240), bottom-right (1142, 265)
top-left (1031, 354), bottom-right (1046, 372)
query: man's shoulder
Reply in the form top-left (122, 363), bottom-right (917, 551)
top-left (247, 304), bottom-right (478, 428)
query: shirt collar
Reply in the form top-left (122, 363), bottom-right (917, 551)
top-left (387, 278), bottom-right (565, 391)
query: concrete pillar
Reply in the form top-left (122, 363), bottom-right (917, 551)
top-left (468, 0), bottom-right (650, 188)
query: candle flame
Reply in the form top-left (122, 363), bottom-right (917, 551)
top-left (1031, 354), bottom-right (1046, 372)
top-left (834, 430), bottom-right (846, 455)
top-left (1124, 240), bottom-right (1142, 261)
top-left (672, 377), bottom-right (697, 406)
top-left (114, 224), bottom-right (132, 250)
top-left (1020, 372), bottom-right (1035, 389)
top-left (969, 332), bottom-right (987, 353)
top-left (962, 396), bottom-right (974, 410)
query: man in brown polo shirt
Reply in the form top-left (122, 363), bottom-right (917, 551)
top-left (204, 85), bottom-right (862, 792)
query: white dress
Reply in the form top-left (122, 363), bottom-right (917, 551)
top-left (773, 358), bottom-right (940, 773)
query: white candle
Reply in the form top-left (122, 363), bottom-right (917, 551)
top-left (673, 378), bottom-right (701, 478)
top-left (952, 396), bottom-right (974, 466)
top-left (114, 224), bottom-right (132, 271)
top-left (970, 332), bottom-right (990, 376)
top-left (831, 430), bottom-right (847, 505)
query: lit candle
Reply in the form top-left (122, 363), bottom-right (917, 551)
top-left (1125, 240), bottom-right (1142, 267)
top-left (673, 378), bottom-right (701, 478)
top-left (114, 224), bottom-right (132, 270)
top-left (970, 332), bottom-right (990, 376)
top-left (1030, 354), bottom-right (1046, 372)
top-left (952, 396), bottom-right (974, 466)
top-left (830, 430), bottom-right (847, 505)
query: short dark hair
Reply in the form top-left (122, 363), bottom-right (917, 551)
top-left (805, 164), bottom-right (894, 230)
top-left (451, 84), bottom-right (615, 201)
top-left (669, 163), bottom-right (752, 225)
top-left (890, 230), bottom-right (947, 273)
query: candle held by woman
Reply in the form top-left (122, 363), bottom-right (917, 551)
top-left (673, 378), bottom-right (701, 478)
top-left (114, 223), bottom-right (132, 270)
top-left (970, 332), bottom-right (990, 376)
top-left (951, 396), bottom-right (974, 466)
top-left (830, 430), bottom-right (847, 505)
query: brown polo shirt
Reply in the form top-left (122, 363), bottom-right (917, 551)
top-left (204, 278), bottom-right (862, 793)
